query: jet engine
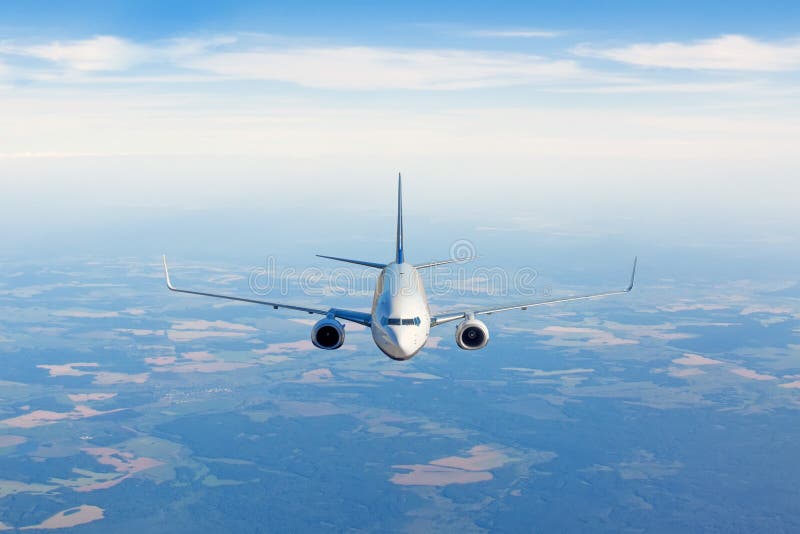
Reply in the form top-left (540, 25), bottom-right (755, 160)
top-left (455, 318), bottom-right (490, 350)
top-left (311, 318), bottom-right (345, 350)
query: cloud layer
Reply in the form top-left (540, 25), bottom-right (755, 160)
top-left (2, 32), bottom-right (800, 92)
top-left (0, 34), bottom-right (587, 90)
top-left (574, 34), bottom-right (800, 71)
top-left (186, 46), bottom-right (584, 90)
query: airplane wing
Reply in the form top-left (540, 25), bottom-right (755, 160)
top-left (162, 256), bottom-right (372, 327)
top-left (431, 258), bottom-right (637, 327)
top-left (415, 256), bottom-right (478, 269)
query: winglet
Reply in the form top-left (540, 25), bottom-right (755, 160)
top-left (162, 255), bottom-right (175, 290)
top-left (626, 256), bottom-right (637, 292)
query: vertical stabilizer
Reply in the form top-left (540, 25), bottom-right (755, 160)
top-left (396, 173), bottom-right (404, 264)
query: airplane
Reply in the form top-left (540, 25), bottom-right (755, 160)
top-left (162, 175), bottom-right (636, 361)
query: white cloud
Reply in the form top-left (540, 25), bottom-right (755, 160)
top-left (730, 367), bottom-right (776, 381)
top-left (573, 34), bottom-right (800, 71)
top-left (470, 29), bottom-right (562, 38)
top-left (0, 34), bottom-right (595, 89)
top-left (740, 304), bottom-right (794, 315)
top-left (533, 325), bottom-right (637, 346)
top-left (183, 46), bottom-right (585, 90)
top-left (161, 35), bottom-right (238, 60)
top-left (1, 35), bottom-right (148, 71)
top-left (0, 34), bottom-right (237, 73)
top-left (672, 353), bottom-right (723, 366)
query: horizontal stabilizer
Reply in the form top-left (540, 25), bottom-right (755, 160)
top-left (316, 255), bottom-right (386, 269)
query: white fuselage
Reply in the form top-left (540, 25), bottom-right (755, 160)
top-left (371, 262), bottom-right (431, 360)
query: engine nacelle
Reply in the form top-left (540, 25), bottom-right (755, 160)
top-left (455, 318), bottom-right (490, 350)
top-left (311, 318), bottom-right (345, 350)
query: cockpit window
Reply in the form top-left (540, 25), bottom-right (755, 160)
top-left (382, 317), bottom-right (421, 327)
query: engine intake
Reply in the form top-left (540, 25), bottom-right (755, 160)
top-left (311, 318), bottom-right (345, 350)
top-left (455, 318), bottom-right (489, 350)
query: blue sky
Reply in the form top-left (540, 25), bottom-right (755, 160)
top-left (2, 1), bottom-right (799, 41)
top-left (0, 0), bottom-right (798, 255)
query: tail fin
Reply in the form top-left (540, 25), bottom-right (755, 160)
top-left (396, 173), bottom-right (404, 264)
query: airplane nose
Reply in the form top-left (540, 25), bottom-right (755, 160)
top-left (396, 331), bottom-right (421, 358)
top-left (385, 328), bottom-right (421, 360)
top-left (397, 338), bottom-right (417, 358)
